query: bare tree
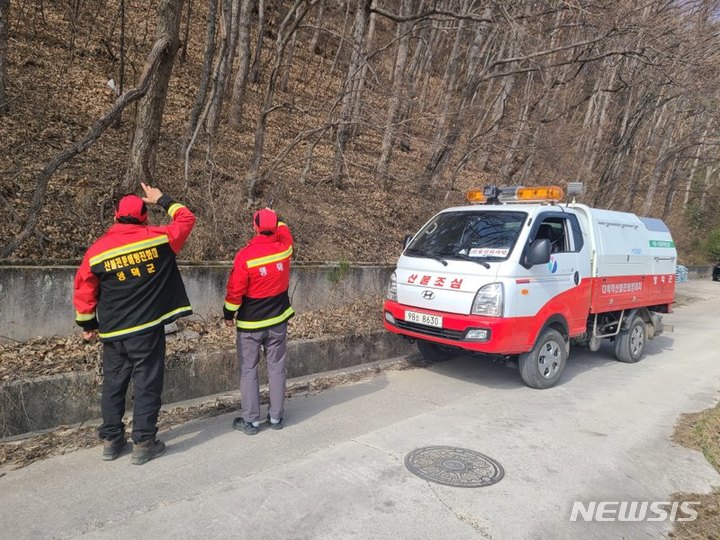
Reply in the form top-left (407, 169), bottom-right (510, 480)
top-left (1, 38), bottom-right (172, 258)
top-left (375, 0), bottom-right (411, 187)
top-left (349, 1), bottom-right (376, 139)
top-left (124, 0), bottom-right (185, 191)
top-left (330, 0), bottom-right (351, 75)
top-left (180, 0), bottom-right (193, 62)
top-left (308, 0), bottom-right (324, 54)
top-left (332, 0), bottom-right (371, 186)
top-left (112, 0), bottom-right (127, 128)
top-left (206, 0), bottom-right (242, 138)
top-left (249, 0), bottom-right (265, 84)
top-left (185, 0), bottom-right (219, 147)
top-left (418, 0), bottom-right (475, 190)
top-left (246, 0), bottom-right (317, 203)
top-left (0, 0), bottom-right (9, 113)
top-left (228, 0), bottom-right (254, 129)
top-left (279, 5), bottom-right (301, 92)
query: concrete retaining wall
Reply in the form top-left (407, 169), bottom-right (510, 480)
top-left (0, 263), bottom-right (394, 341)
top-left (684, 265), bottom-right (712, 279)
top-left (0, 331), bottom-right (414, 437)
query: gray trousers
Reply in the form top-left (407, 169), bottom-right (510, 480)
top-left (237, 322), bottom-right (288, 423)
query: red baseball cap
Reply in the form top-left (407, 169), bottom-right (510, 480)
top-left (253, 208), bottom-right (278, 233)
top-left (115, 194), bottom-right (148, 223)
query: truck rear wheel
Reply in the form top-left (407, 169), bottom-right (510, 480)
top-left (614, 316), bottom-right (646, 363)
top-left (417, 340), bottom-right (456, 362)
top-left (519, 328), bottom-right (567, 389)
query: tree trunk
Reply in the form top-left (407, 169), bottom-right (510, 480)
top-left (641, 107), bottom-right (674, 215)
top-left (180, 0), bottom-right (192, 62)
top-left (124, 0), bottom-right (184, 191)
top-left (228, 0), bottom-right (254, 129)
top-left (499, 72), bottom-right (533, 180)
top-left (421, 2), bottom-right (491, 190)
top-left (330, 0), bottom-right (350, 75)
top-left (300, 126), bottom-right (330, 183)
top-left (184, 0), bottom-right (232, 180)
top-left (185, 0), bottom-right (218, 149)
top-left (683, 125), bottom-right (709, 207)
top-left (112, 0), bottom-right (126, 128)
top-left (417, 22), bottom-right (445, 114)
top-left (349, 2), bottom-right (375, 139)
top-left (0, 0), bottom-right (9, 113)
top-left (308, 0), bottom-right (324, 54)
top-left (331, 0), bottom-right (371, 186)
top-left (249, 0), bottom-right (265, 84)
top-left (279, 6), bottom-right (300, 93)
top-left (375, 0), bottom-right (410, 188)
top-left (582, 67), bottom-right (617, 181)
top-left (661, 156), bottom-right (679, 219)
top-left (246, 0), bottom-right (315, 203)
top-left (700, 165), bottom-right (719, 210)
top-left (206, 0), bottom-right (241, 139)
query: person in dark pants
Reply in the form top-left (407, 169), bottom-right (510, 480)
top-left (73, 182), bottom-right (195, 464)
top-left (223, 209), bottom-right (294, 434)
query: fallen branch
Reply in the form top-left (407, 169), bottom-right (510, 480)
top-left (0, 37), bottom-right (172, 259)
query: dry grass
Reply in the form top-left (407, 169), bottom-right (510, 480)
top-left (671, 403), bottom-right (720, 539)
top-left (0, 297), bottom-right (385, 382)
top-left (0, 0), bottom-right (486, 265)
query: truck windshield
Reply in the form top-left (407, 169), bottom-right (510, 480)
top-left (405, 211), bottom-right (527, 262)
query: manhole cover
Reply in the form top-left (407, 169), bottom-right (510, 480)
top-left (404, 446), bottom-right (504, 488)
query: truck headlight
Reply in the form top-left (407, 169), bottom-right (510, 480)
top-left (471, 283), bottom-right (503, 317)
top-left (387, 271), bottom-right (398, 301)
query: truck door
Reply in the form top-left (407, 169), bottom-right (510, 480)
top-left (514, 212), bottom-right (590, 346)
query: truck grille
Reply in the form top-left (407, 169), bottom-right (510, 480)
top-left (395, 320), bottom-right (464, 341)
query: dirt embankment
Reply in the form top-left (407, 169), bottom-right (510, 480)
top-left (0, 297), bottom-right (385, 383)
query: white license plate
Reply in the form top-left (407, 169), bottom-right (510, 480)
top-left (405, 310), bottom-right (443, 328)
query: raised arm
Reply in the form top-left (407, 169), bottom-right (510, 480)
top-left (276, 219), bottom-right (293, 249)
top-left (141, 182), bottom-right (196, 253)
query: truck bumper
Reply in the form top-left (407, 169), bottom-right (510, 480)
top-left (383, 300), bottom-right (527, 355)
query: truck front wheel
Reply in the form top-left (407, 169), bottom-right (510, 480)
top-left (614, 316), bottom-right (646, 363)
top-left (519, 328), bottom-right (568, 389)
top-left (417, 340), bottom-right (457, 362)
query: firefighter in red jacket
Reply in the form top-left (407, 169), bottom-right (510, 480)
top-left (224, 208), bottom-right (293, 435)
top-left (73, 182), bottom-right (195, 464)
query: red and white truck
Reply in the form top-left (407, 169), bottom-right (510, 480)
top-left (383, 185), bottom-right (677, 388)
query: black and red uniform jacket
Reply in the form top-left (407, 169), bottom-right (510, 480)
top-left (73, 196), bottom-right (196, 342)
top-left (223, 222), bottom-right (294, 331)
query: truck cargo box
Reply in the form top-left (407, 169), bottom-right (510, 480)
top-left (571, 205), bottom-right (676, 313)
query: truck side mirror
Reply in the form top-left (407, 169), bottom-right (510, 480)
top-left (402, 234), bottom-right (413, 248)
top-left (522, 239), bottom-right (551, 269)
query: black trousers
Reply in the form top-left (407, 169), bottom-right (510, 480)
top-left (99, 326), bottom-right (165, 443)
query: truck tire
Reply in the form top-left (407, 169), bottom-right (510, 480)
top-left (417, 340), bottom-right (456, 363)
top-left (614, 315), bottom-right (646, 363)
top-left (518, 328), bottom-right (567, 389)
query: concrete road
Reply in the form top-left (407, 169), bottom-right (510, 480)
top-left (2, 281), bottom-right (720, 539)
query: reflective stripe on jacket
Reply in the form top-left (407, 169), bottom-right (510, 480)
top-left (224, 222), bottom-right (294, 331)
top-left (73, 195), bottom-right (195, 341)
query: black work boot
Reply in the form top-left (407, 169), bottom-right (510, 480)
top-left (102, 435), bottom-right (128, 461)
top-left (131, 439), bottom-right (166, 465)
top-left (232, 417), bottom-right (259, 435)
top-left (266, 414), bottom-right (284, 430)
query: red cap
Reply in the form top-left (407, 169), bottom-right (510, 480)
top-left (115, 194), bottom-right (147, 223)
top-left (253, 208), bottom-right (278, 234)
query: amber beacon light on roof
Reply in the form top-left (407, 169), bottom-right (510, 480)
top-left (466, 185), bottom-right (565, 205)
